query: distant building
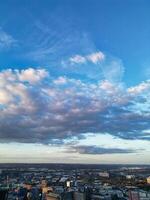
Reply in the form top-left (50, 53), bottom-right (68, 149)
top-left (139, 190), bottom-right (150, 200)
top-left (0, 189), bottom-right (8, 200)
top-left (73, 191), bottom-right (86, 200)
top-left (46, 192), bottom-right (61, 200)
top-left (129, 190), bottom-right (140, 200)
top-left (99, 172), bottom-right (109, 178)
top-left (146, 176), bottom-right (150, 184)
top-left (43, 186), bottom-right (53, 194)
top-left (41, 179), bottom-right (48, 188)
top-left (126, 175), bottom-right (135, 179)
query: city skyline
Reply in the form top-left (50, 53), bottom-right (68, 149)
top-left (0, 0), bottom-right (150, 164)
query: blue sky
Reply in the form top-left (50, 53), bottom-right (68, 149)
top-left (0, 0), bottom-right (150, 164)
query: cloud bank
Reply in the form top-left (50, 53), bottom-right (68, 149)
top-left (0, 68), bottom-right (150, 146)
top-left (65, 145), bottom-right (135, 155)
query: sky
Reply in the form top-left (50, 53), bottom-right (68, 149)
top-left (0, 0), bottom-right (150, 164)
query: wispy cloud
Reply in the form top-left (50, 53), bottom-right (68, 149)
top-left (0, 27), bottom-right (16, 50)
top-left (22, 18), bottom-right (93, 66)
top-left (61, 51), bottom-right (124, 83)
top-left (101, 57), bottom-right (124, 82)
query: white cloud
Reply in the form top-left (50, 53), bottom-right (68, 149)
top-left (0, 89), bottom-right (13, 104)
top-left (17, 68), bottom-right (48, 84)
top-left (128, 81), bottom-right (150, 95)
top-left (0, 68), bottom-right (48, 85)
top-left (70, 55), bottom-right (86, 64)
top-left (87, 51), bottom-right (105, 63)
top-left (53, 76), bottom-right (67, 85)
top-left (69, 51), bottom-right (105, 65)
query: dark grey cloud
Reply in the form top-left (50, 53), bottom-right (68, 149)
top-left (66, 145), bottom-right (136, 155)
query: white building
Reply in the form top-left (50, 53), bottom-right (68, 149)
top-left (99, 172), bottom-right (109, 178)
top-left (146, 176), bottom-right (150, 184)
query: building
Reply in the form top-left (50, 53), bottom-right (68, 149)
top-left (73, 191), bottom-right (86, 200)
top-left (99, 172), bottom-right (109, 178)
top-left (126, 175), bottom-right (135, 180)
top-left (129, 190), bottom-right (140, 200)
top-left (146, 176), bottom-right (150, 184)
top-left (46, 192), bottom-right (61, 200)
top-left (0, 189), bottom-right (8, 200)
